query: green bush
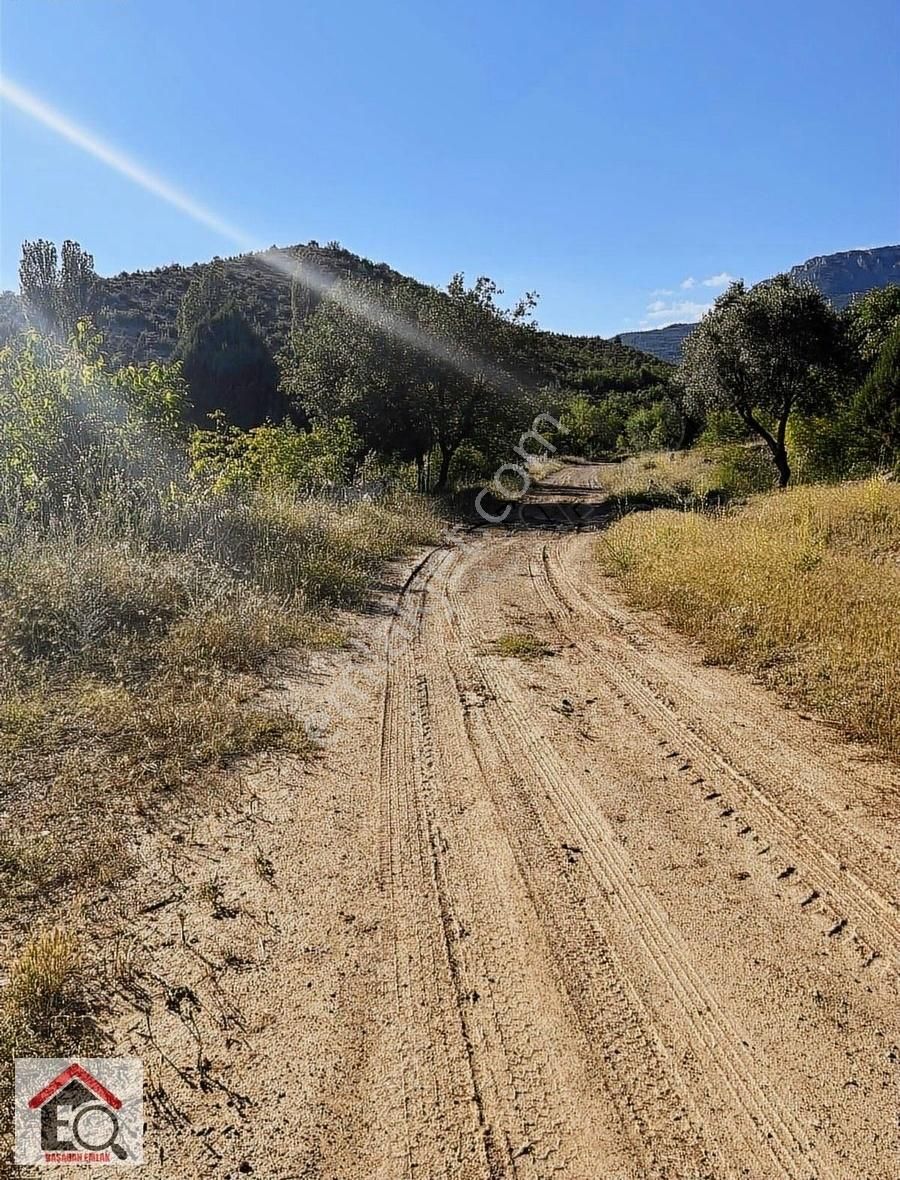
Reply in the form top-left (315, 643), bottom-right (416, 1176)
top-left (786, 411), bottom-right (858, 483)
top-left (189, 416), bottom-right (360, 494)
top-left (559, 393), bottom-right (627, 457)
top-left (853, 324), bottom-right (900, 467)
top-left (619, 400), bottom-right (682, 452)
top-left (0, 324), bottom-right (188, 519)
top-left (711, 443), bottom-right (775, 494)
top-left (698, 410), bottom-right (752, 448)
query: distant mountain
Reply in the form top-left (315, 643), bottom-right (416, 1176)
top-left (616, 322), bottom-right (695, 364)
top-left (619, 244), bottom-right (900, 362)
top-left (788, 245), bottom-right (900, 309)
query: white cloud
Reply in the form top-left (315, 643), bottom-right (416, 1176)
top-left (701, 271), bottom-right (737, 288)
top-left (639, 298), bottom-right (713, 329)
top-left (650, 287), bottom-right (674, 296)
top-left (680, 276), bottom-right (697, 289)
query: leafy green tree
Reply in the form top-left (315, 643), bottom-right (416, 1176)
top-left (620, 400), bottom-right (683, 453)
top-left (283, 278), bottom-right (433, 472)
top-left (284, 274), bottom-right (539, 490)
top-left (418, 274), bottom-right (539, 490)
top-left (175, 267), bottom-right (285, 427)
top-left (853, 324), bottom-right (900, 463)
top-left (846, 285), bottom-right (900, 365)
top-left (679, 276), bottom-right (847, 487)
top-left (560, 393), bottom-right (628, 457)
top-left (113, 359), bottom-right (191, 443)
top-left (0, 327), bottom-right (188, 515)
top-left (19, 239), bottom-right (99, 339)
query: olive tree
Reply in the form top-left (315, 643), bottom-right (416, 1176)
top-left (284, 274), bottom-right (539, 490)
top-left (679, 275), bottom-right (847, 486)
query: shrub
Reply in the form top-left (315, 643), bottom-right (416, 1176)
top-left (190, 416), bottom-right (360, 494)
top-left (711, 443), bottom-right (777, 494)
top-left (853, 324), bottom-right (900, 467)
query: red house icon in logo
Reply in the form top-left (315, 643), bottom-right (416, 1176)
top-left (28, 1063), bottom-right (127, 1160)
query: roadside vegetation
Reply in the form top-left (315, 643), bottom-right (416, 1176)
top-left (596, 278), bottom-right (900, 758)
top-left (600, 479), bottom-right (900, 757)
top-left (2, 232), bottom-right (899, 1121)
top-left (0, 319), bottom-right (440, 1124)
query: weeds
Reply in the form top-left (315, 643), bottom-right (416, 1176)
top-left (491, 632), bottom-right (554, 660)
top-left (598, 479), bottom-right (900, 757)
top-left (0, 419), bottom-right (441, 1055)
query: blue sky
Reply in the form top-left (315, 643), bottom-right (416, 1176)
top-left (1, 0), bottom-right (898, 335)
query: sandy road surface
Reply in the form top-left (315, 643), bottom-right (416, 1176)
top-left (111, 461), bottom-right (899, 1179)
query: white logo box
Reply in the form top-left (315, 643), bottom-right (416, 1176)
top-left (14, 1058), bottom-right (143, 1167)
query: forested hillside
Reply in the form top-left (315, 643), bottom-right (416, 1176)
top-left (1, 238), bottom-right (662, 383)
top-left (5, 237), bottom-right (676, 467)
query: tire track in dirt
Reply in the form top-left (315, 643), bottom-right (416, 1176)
top-left (536, 532), bottom-right (900, 979)
top-left (439, 533), bottom-right (843, 1179)
top-left (379, 545), bottom-right (621, 1177)
top-left (378, 545), bottom-right (497, 1178)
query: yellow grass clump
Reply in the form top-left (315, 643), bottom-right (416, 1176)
top-left (598, 479), bottom-right (900, 756)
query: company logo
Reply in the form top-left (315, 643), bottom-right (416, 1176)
top-left (14, 1058), bottom-right (143, 1166)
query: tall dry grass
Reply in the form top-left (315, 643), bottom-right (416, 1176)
top-left (0, 485), bottom-right (441, 1094)
top-left (599, 479), bottom-right (900, 757)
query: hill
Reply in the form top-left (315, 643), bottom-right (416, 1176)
top-left (616, 322), bottom-right (694, 364)
top-left (788, 244), bottom-right (900, 309)
top-left (619, 244), bottom-right (900, 361)
top-left (0, 241), bottom-right (664, 389)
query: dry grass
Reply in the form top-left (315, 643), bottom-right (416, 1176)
top-left (0, 488), bottom-right (441, 1077)
top-left (595, 444), bottom-right (778, 506)
top-left (595, 450), bottom-right (722, 502)
top-left (0, 928), bottom-right (92, 1162)
top-left (598, 479), bottom-right (900, 757)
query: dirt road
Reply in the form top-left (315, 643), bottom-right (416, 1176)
top-left (115, 461), bottom-right (900, 1179)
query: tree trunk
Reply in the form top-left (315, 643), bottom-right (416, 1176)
top-left (434, 445), bottom-right (455, 493)
top-left (775, 410), bottom-right (791, 488)
top-left (415, 453), bottom-right (426, 493)
top-left (774, 444), bottom-right (791, 488)
top-left (743, 407), bottom-right (792, 489)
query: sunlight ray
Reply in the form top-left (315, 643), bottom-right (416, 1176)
top-left (0, 74), bottom-right (517, 389)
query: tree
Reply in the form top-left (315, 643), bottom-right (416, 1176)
top-left (679, 276), bottom-right (847, 487)
top-left (283, 274), bottom-right (540, 490)
top-left (853, 324), bottom-right (900, 463)
top-left (19, 239), bottom-right (99, 338)
top-left (846, 284), bottom-right (900, 365)
top-left (175, 267), bottom-right (285, 427)
top-left (421, 274), bottom-right (539, 490)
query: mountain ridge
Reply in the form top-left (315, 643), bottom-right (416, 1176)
top-left (0, 239), bottom-right (667, 385)
top-left (619, 243), bottom-right (900, 361)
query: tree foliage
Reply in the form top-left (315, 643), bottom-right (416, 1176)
top-left (854, 324), bottom-right (900, 464)
top-left (0, 324), bottom-right (189, 515)
top-left (175, 267), bottom-right (286, 428)
top-left (846, 284), bottom-right (900, 366)
top-left (189, 416), bottom-right (360, 493)
top-left (679, 276), bottom-right (847, 486)
top-left (284, 274), bottom-right (541, 489)
top-left (19, 240), bottom-right (99, 339)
